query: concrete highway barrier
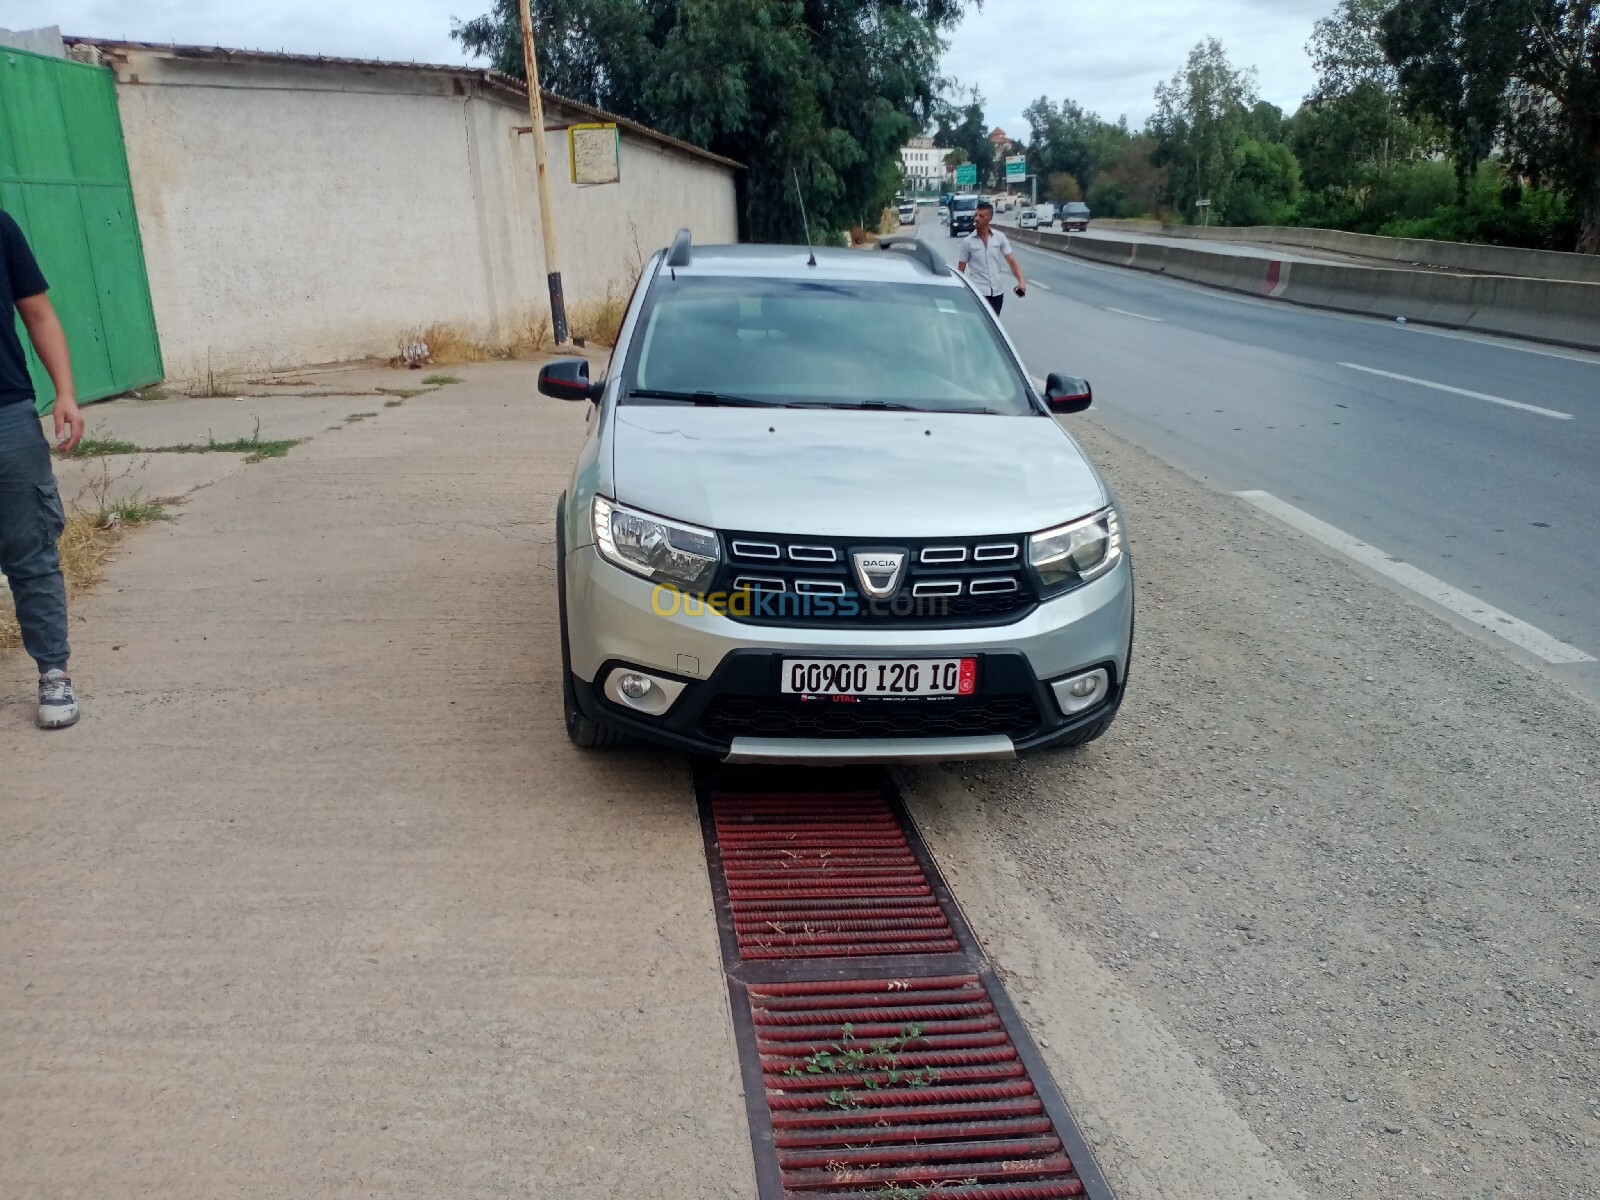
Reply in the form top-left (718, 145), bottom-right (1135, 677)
top-left (1013, 229), bottom-right (1600, 352)
top-left (1088, 218), bottom-right (1600, 285)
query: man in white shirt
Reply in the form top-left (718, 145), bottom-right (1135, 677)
top-left (957, 201), bottom-right (1027, 314)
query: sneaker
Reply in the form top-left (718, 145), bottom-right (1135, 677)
top-left (38, 669), bottom-right (80, 729)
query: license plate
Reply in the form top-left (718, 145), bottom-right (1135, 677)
top-left (781, 658), bottom-right (977, 698)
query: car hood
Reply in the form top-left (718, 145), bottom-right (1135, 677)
top-left (609, 407), bottom-right (1106, 537)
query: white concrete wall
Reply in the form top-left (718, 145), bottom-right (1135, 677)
top-left (98, 49), bottom-right (738, 379)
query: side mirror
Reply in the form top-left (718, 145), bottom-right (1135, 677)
top-left (1044, 373), bottom-right (1092, 414)
top-left (538, 358), bottom-right (602, 402)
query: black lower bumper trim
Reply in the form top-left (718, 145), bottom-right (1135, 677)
top-left (571, 648), bottom-right (1125, 758)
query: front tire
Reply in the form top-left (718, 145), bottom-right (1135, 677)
top-left (563, 669), bottom-right (628, 748)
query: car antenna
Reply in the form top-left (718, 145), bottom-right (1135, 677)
top-left (792, 167), bottom-right (817, 267)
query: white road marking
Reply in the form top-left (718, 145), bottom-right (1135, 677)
top-left (1236, 490), bottom-right (1596, 665)
top-left (1030, 279), bottom-right (1052, 291)
top-left (1107, 307), bottom-right (1163, 322)
top-left (1339, 362), bottom-right (1573, 419)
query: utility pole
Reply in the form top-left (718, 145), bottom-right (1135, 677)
top-left (517, 0), bottom-right (568, 344)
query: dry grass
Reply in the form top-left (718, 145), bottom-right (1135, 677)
top-left (569, 291), bottom-right (628, 348)
top-left (396, 313), bottom-right (557, 368)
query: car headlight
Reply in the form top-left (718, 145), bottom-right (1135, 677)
top-left (1028, 507), bottom-right (1122, 595)
top-left (592, 496), bottom-right (720, 593)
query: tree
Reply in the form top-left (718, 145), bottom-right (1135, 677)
top-left (1150, 38), bottom-right (1260, 221)
top-left (452, 0), bottom-right (974, 243)
top-left (1379, 0), bottom-right (1600, 252)
top-left (1046, 172), bottom-right (1083, 203)
top-left (1224, 140), bottom-right (1303, 224)
top-left (1022, 97), bottom-right (1131, 190)
top-left (1309, 0), bottom-right (1403, 96)
top-left (934, 89), bottom-right (996, 188)
top-left (1086, 135), bottom-right (1168, 218)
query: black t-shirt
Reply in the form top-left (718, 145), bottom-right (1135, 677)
top-left (1, 210), bottom-right (49, 408)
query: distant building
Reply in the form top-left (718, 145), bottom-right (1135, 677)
top-left (988, 128), bottom-right (1016, 155)
top-left (899, 136), bottom-right (944, 191)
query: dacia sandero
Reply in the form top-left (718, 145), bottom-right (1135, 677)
top-left (541, 231), bottom-right (1133, 764)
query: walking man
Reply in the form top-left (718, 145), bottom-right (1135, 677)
top-left (956, 200), bottom-right (1026, 314)
top-left (1, 210), bottom-right (84, 728)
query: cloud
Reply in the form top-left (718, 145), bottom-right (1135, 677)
top-left (13, 0), bottom-right (1328, 140)
top-left (8, 0), bottom-right (471, 65)
top-left (942, 0), bottom-right (1328, 136)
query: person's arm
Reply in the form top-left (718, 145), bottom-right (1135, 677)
top-left (1005, 252), bottom-right (1026, 295)
top-left (16, 293), bottom-right (83, 453)
top-left (956, 239), bottom-right (969, 273)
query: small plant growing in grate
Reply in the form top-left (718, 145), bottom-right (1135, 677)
top-left (782, 1022), bottom-right (937, 1110)
top-left (880, 1181), bottom-right (981, 1198)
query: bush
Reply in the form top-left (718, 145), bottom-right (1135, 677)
top-left (1376, 163), bottom-right (1577, 250)
top-left (1223, 140), bottom-right (1302, 226)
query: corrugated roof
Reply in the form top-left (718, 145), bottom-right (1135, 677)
top-left (64, 37), bottom-right (742, 171)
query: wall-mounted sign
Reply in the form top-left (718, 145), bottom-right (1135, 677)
top-left (570, 123), bottom-right (621, 185)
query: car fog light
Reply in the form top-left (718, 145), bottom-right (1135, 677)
top-left (1051, 667), bottom-right (1111, 717)
top-left (602, 667), bottom-right (688, 717)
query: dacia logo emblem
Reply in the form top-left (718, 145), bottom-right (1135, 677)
top-left (851, 549), bottom-right (908, 599)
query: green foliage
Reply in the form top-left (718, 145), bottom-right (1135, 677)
top-left (1379, 0), bottom-right (1600, 251)
top-left (934, 91), bottom-right (996, 188)
top-left (1224, 139), bottom-right (1302, 226)
top-left (1046, 172), bottom-right (1083, 204)
top-left (1150, 38), bottom-right (1261, 221)
top-left (452, 0), bottom-right (970, 243)
top-left (1377, 161), bottom-right (1579, 248)
top-left (1086, 135), bottom-right (1167, 218)
top-left (1022, 97), bottom-right (1132, 192)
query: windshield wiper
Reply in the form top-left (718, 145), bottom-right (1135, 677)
top-left (819, 400), bottom-right (1002, 415)
top-left (629, 387), bottom-right (783, 408)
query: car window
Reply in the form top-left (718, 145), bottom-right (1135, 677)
top-left (624, 276), bottom-right (1036, 416)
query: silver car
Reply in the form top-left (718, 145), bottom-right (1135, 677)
top-left (542, 231), bottom-right (1133, 764)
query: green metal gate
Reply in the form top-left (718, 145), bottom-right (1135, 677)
top-left (0, 45), bottom-right (162, 411)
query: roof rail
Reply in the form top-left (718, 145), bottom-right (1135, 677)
top-left (876, 236), bottom-right (949, 277)
top-left (666, 228), bottom-right (693, 268)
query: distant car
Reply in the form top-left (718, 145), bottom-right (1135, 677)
top-left (937, 206), bottom-right (949, 222)
top-left (1037, 204), bottom-right (1056, 228)
top-left (1061, 202), bottom-right (1091, 232)
top-left (1019, 208), bottom-right (1039, 230)
top-left (898, 203), bottom-right (917, 226)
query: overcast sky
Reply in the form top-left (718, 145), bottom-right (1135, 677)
top-left (15, 0), bottom-right (1329, 134)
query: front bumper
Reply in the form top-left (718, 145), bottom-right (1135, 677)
top-left (565, 546), bottom-right (1133, 762)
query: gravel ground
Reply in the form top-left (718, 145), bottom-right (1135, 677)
top-left (951, 417), bottom-right (1598, 1200)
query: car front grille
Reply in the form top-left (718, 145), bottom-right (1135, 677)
top-left (715, 530), bottom-right (1039, 627)
top-left (698, 694), bottom-right (1042, 741)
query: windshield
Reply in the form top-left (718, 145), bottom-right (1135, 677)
top-left (953, 197), bottom-right (978, 211)
top-left (623, 275), bottom-right (1036, 416)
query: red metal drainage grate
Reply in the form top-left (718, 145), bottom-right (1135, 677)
top-left (752, 973), bottom-right (1085, 1198)
top-left (712, 790), bottom-right (961, 959)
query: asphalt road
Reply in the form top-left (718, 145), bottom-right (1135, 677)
top-left (915, 216), bottom-right (1600, 698)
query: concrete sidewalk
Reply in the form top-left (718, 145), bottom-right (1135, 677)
top-left (1, 363), bottom-right (752, 1199)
